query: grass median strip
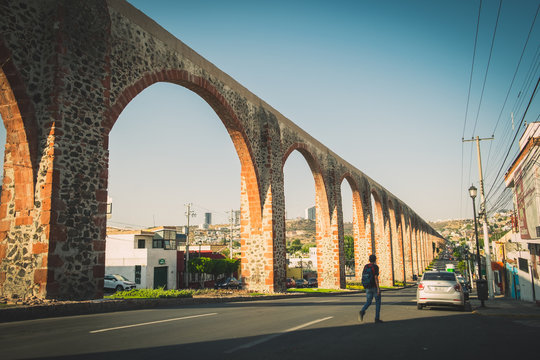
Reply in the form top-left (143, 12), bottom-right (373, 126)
top-left (90, 312), bottom-right (218, 333)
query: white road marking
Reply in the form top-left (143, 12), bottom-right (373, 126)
top-left (224, 316), bottom-right (333, 354)
top-left (89, 312), bottom-right (218, 333)
top-left (316, 300), bottom-right (336, 303)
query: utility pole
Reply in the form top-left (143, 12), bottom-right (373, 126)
top-left (184, 203), bottom-right (196, 288)
top-left (463, 136), bottom-right (495, 299)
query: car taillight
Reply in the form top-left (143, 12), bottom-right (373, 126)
top-left (418, 283), bottom-right (424, 290)
top-left (454, 284), bottom-right (461, 292)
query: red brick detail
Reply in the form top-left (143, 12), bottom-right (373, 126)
top-left (34, 269), bottom-right (53, 284)
top-left (0, 55), bottom-right (38, 218)
top-left (0, 243), bottom-right (6, 260)
top-left (93, 240), bottom-right (106, 251)
top-left (50, 224), bottom-right (67, 242)
top-left (47, 254), bottom-right (64, 268)
top-left (93, 264), bottom-right (104, 278)
top-left (32, 242), bottom-right (48, 254)
top-left (14, 215), bottom-right (33, 226)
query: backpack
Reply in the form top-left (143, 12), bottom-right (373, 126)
top-left (361, 264), bottom-right (375, 288)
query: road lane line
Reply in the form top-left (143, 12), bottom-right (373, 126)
top-left (89, 313), bottom-right (218, 333)
top-left (224, 316), bottom-right (333, 354)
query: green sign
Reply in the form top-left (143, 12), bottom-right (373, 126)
top-left (158, 258), bottom-right (165, 265)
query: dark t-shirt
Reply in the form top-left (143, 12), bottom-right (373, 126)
top-left (364, 263), bottom-right (379, 288)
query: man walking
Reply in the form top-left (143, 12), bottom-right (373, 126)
top-left (359, 254), bottom-right (383, 323)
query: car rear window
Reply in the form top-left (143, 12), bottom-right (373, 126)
top-left (423, 272), bottom-right (456, 281)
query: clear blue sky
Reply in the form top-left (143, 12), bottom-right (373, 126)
top-left (1, 0), bottom-right (539, 228)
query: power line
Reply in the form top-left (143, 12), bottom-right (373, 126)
top-left (462, 0), bottom-right (484, 139)
top-left (491, 2), bottom-right (540, 136)
top-left (471, 0), bottom-right (503, 137)
top-left (485, 76), bottom-right (540, 199)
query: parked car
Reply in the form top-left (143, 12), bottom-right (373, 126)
top-left (214, 277), bottom-right (241, 289)
top-left (417, 271), bottom-right (465, 310)
top-left (295, 279), bottom-right (306, 288)
top-left (104, 274), bottom-right (136, 292)
top-left (307, 278), bottom-right (318, 288)
top-left (286, 278), bottom-right (296, 288)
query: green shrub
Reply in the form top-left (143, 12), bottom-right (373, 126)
top-left (346, 281), bottom-right (364, 290)
top-left (109, 287), bottom-right (193, 299)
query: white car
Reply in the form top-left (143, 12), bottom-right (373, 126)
top-left (417, 271), bottom-right (465, 310)
top-left (104, 274), bottom-right (136, 292)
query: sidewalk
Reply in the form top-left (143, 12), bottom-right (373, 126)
top-left (470, 293), bottom-right (540, 318)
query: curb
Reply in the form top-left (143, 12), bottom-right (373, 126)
top-left (471, 310), bottom-right (540, 318)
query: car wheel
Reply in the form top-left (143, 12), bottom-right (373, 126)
top-left (417, 303), bottom-right (423, 310)
top-left (115, 285), bottom-right (123, 292)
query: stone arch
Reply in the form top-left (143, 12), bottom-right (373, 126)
top-left (0, 53), bottom-right (46, 297)
top-left (282, 143), bottom-right (334, 287)
top-left (339, 173), bottom-right (366, 281)
top-left (104, 70), bottom-right (262, 232)
top-left (282, 143), bottom-right (330, 232)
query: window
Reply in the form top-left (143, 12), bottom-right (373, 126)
top-left (137, 239), bottom-right (145, 249)
top-left (153, 239), bottom-right (164, 249)
top-left (423, 272), bottom-right (456, 281)
top-left (135, 265), bottom-right (141, 284)
top-left (518, 258), bottom-right (529, 273)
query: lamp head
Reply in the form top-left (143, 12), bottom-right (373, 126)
top-left (468, 185), bottom-right (477, 199)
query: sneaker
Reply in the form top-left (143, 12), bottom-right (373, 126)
top-left (358, 310), bottom-right (365, 322)
top-left (375, 319), bottom-right (384, 323)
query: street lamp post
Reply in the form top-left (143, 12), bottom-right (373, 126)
top-left (469, 185), bottom-right (487, 307)
top-left (469, 185), bottom-right (482, 281)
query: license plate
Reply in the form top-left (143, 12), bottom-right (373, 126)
top-left (429, 286), bottom-right (446, 291)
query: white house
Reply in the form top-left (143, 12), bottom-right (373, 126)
top-left (105, 227), bottom-right (179, 290)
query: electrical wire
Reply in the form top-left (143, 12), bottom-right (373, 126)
top-left (462, 0), bottom-right (484, 140)
top-left (460, 0), bottom-right (482, 218)
top-left (490, 2), bottom-right (540, 136)
top-left (485, 76), bottom-right (540, 199)
top-left (471, 0), bottom-right (503, 137)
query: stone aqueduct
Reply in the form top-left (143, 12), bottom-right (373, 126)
top-left (0, 0), bottom-right (444, 300)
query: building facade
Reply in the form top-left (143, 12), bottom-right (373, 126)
top-left (504, 122), bottom-right (540, 303)
top-left (105, 228), bottom-right (179, 290)
top-left (305, 206), bottom-right (316, 221)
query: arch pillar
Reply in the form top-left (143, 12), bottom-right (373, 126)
top-left (354, 185), bottom-right (373, 280)
top-left (413, 225), bottom-right (420, 276)
top-left (389, 201), bottom-right (404, 285)
top-left (1, 1), bottom-right (111, 300)
top-left (372, 191), bottom-right (393, 287)
top-left (325, 177), bottom-right (346, 289)
top-left (402, 214), bottom-right (413, 282)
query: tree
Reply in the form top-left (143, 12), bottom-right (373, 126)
top-left (288, 239), bottom-right (302, 254)
top-left (225, 258), bottom-right (240, 276)
top-left (188, 257), bottom-right (213, 288)
top-left (344, 235), bottom-right (355, 274)
top-left (211, 259), bottom-right (227, 279)
top-left (301, 243), bottom-right (315, 253)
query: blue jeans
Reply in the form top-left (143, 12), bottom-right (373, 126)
top-left (361, 288), bottom-right (381, 320)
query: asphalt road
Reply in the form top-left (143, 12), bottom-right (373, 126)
top-left (0, 287), bottom-right (537, 359)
